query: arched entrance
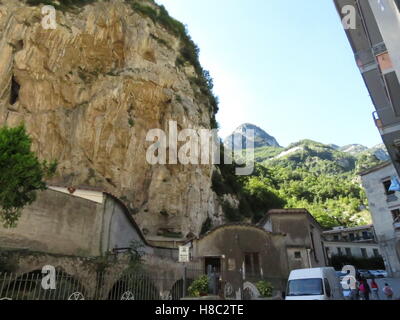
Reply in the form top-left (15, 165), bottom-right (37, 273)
top-left (107, 273), bottom-right (160, 300)
top-left (0, 269), bottom-right (87, 300)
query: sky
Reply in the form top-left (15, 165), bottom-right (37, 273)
top-left (156, 0), bottom-right (383, 148)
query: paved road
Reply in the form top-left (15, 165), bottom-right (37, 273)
top-left (366, 278), bottom-right (400, 300)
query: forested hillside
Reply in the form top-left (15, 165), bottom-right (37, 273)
top-left (216, 138), bottom-right (388, 229)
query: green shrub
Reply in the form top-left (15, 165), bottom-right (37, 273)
top-left (256, 281), bottom-right (274, 298)
top-left (0, 125), bottom-right (57, 227)
top-left (188, 275), bottom-right (209, 297)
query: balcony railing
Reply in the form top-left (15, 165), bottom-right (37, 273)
top-left (393, 216), bottom-right (400, 230)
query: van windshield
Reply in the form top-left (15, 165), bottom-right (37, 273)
top-left (287, 278), bottom-right (324, 296)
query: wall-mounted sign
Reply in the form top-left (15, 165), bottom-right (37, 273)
top-left (179, 246), bottom-right (190, 263)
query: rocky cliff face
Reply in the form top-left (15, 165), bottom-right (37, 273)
top-left (0, 0), bottom-right (224, 237)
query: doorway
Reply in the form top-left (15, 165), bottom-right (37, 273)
top-left (204, 257), bottom-right (221, 274)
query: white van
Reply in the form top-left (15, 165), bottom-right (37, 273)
top-left (285, 267), bottom-right (344, 300)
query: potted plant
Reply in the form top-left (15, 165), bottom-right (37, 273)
top-left (256, 280), bottom-right (274, 299)
top-left (188, 275), bottom-right (209, 297)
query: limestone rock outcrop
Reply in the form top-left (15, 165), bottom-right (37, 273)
top-left (0, 0), bottom-right (225, 237)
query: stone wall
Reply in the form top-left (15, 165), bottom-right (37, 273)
top-left (0, 189), bottom-right (181, 259)
top-left (0, 189), bottom-right (104, 256)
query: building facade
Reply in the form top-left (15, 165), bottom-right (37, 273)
top-left (187, 224), bottom-right (289, 297)
top-left (334, 0), bottom-right (400, 176)
top-left (323, 225), bottom-right (381, 259)
top-left (360, 161), bottom-right (400, 277)
top-left (258, 209), bottom-right (327, 271)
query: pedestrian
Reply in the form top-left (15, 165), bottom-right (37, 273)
top-left (359, 279), bottom-right (366, 300)
top-left (349, 279), bottom-right (359, 300)
top-left (370, 278), bottom-right (380, 300)
top-left (383, 283), bottom-right (394, 300)
top-left (362, 278), bottom-right (371, 301)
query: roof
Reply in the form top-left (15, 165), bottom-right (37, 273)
top-left (358, 161), bottom-right (392, 176)
top-left (258, 209), bottom-right (323, 231)
top-left (185, 222), bottom-right (286, 244)
top-left (323, 224), bottom-right (374, 234)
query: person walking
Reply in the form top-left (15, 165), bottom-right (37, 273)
top-left (383, 283), bottom-right (394, 300)
top-left (349, 278), bottom-right (359, 300)
top-left (359, 280), bottom-right (366, 300)
top-left (370, 278), bottom-right (380, 300)
top-left (362, 278), bottom-right (371, 301)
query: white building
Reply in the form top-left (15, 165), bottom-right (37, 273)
top-left (360, 161), bottom-right (400, 277)
top-left (334, 0), bottom-right (400, 177)
top-left (323, 225), bottom-right (381, 260)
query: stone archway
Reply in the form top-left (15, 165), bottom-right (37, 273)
top-left (106, 272), bottom-right (160, 300)
top-left (0, 269), bottom-right (88, 300)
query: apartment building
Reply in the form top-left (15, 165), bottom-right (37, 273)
top-left (333, 0), bottom-right (400, 176)
top-left (323, 225), bottom-right (381, 260)
top-left (360, 161), bottom-right (400, 277)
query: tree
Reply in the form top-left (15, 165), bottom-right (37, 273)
top-left (0, 125), bottom-right (57, 227)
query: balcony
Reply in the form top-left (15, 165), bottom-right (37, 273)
top-left (373, 111), bottom-right (383, 129)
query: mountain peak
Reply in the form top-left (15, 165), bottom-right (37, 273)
top-left (224, 123), bottom-right (280, 149)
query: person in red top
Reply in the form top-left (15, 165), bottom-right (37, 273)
top-left (370, 278), bottom-right (380, 300)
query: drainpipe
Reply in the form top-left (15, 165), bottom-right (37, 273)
top-left (306, 249), bottom-right (312, 268)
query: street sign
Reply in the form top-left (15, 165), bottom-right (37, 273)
top-left (179, 246), bottom-right (190, 263)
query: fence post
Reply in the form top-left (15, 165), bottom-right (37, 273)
top-left (183, 266), bottom-right (187, 298)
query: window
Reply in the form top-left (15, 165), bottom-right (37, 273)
top-left (349, 233), bottom-right (355, 241)
top-left (337, 248), bottom-right (343, 256)
top-left (244, 253), bottom-right (260, 277)
top-left (361, 248), bottom-right (368, 259)
top-left (294, 251), bottom-right (302, 260)
top-left (287, 279), bottom-right (323, 297)
top-left (345, 248), bottom-right (352, 257)
top-left (333, 235), bottom-right (339, 241)
top-left (324, 279), bottom-right (331, 298)
top-left (383, 180), bottom-right (395, 195)
top-left (391, 209), bottom-right (400, 222)
top-left (373, 249), bottom-right (380, 258)
top-left (362, 231), bottom-right (369, 240)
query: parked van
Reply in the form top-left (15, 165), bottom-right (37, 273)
top-left (285, 267), bottom-right (344, 300)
